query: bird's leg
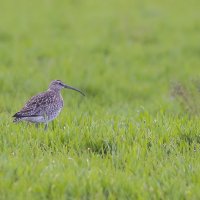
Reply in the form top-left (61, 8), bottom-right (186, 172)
top-left (26, 122), bottom-right (29, 127)
top-left (44, 113), bottom-right (48, 131)
top-left (44, 123), bottom-right (48, 131)
top-left (52, 120), bottom-right (55, 131)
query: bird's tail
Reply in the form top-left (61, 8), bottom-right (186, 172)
top-left (13, 117), bottom-right (22, 123)
top-left (12, 112), bottom-right (22, 123)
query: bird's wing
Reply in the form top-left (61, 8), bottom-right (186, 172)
top-left (13, 91), bottom-right (55, 118)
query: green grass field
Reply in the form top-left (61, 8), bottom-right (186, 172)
top-left (0, 0), bottom-right (200, 199)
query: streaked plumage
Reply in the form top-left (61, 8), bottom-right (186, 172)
top-left (13, 80), bottom-right (85, 129)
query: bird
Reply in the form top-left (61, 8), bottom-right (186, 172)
top-left (13, 80), bottom-right (85, 130)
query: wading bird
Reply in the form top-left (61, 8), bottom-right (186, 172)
top-left (13, 80), bottom-right (85, 130)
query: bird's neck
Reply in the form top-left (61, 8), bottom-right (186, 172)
top-left (48, 89), bottom-right (63, 101)
top-left (48, 88), bottom-right (61, 93)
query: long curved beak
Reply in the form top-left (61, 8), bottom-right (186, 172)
top-left (63, 84), bottom-right (85, 96)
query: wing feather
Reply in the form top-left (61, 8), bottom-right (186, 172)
top-left (13, 91), bottom-right (55, 118)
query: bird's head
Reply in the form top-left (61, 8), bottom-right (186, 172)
top-left (48, 80), bottom-right (85, 96)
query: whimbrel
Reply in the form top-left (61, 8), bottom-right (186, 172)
top-left (13, 80), bottom-right (85, 129)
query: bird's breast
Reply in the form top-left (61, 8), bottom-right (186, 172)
top-left (59, 95), bottom-right (64, 107)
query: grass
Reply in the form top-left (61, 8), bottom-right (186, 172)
top-left (0, 0), bottom-right (200, 199)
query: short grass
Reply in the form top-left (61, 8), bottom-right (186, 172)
top-left (0, 0), bottom-right (200, 199)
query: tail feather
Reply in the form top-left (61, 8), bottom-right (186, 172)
top-left (13, 113), bottom-right (20, 118)
top-left (12, 112), bottom-right (22, 123)
top-left (12, 112), bottom-right (41, 123)
top-left (13, 111), bottom-right (40, 117)
top-left (13, 117), bottom-right (22, 123)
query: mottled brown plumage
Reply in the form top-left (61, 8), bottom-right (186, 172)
top-left (13, 80), bottom-right (85, 129)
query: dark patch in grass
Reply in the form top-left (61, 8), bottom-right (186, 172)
top-left (12, 168), bottom-right (19, 183)
top-left (171, 80), bottom-right (200, 115)
top-left (38, 141), bottom-right (57, 154)
top-left (180, 134), bottom-right (200, 146)
top-left (38, 142), bottom-right (49, 152)
top-left (147, 141), bottom-right (152, 150)
top-left (103, 187), bottom-right (110, 199)
top-left (46, 183), bottom-right (53, 200)
top-left (86, 139), bottom-right (117, 157)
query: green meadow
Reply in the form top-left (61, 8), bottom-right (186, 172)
top-left (0, 0), bottom-right (200, 199)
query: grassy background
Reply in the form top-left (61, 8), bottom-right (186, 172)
top-left (0, 0), bottom-right (200, 199)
